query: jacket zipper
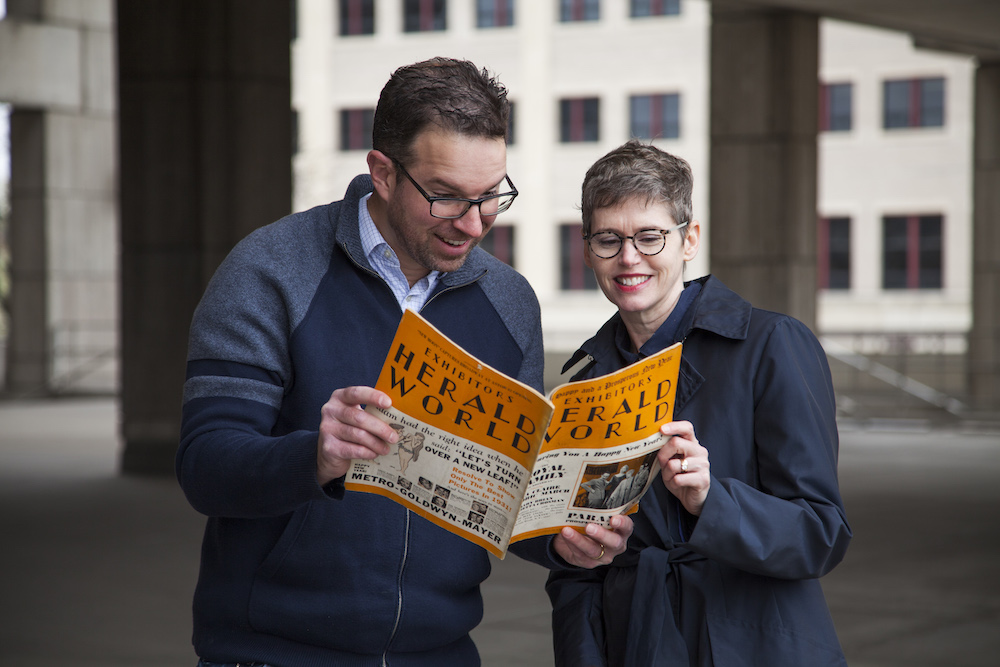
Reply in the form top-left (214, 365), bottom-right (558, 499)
top-left (419, 270), bottom-right (487, 311)
top-left (381, 510), bottom-right (411, 666)
top-left (344, 243), bottom-right (483, 664)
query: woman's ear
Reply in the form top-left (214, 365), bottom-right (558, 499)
top-left (583, 238), bottom-right (594, 269)
top-left (683, 219), bottom-right (701, 262)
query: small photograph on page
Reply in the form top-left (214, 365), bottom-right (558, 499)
top-left (573, 452), bottom-right (657, 511)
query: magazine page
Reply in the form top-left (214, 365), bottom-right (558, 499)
top-left (345, 309), bottom-right (555, 559)
top-left (509, 342), bottom-right (682, 545)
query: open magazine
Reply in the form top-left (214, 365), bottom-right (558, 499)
top-left (345, 309), bottom-right (682, 559)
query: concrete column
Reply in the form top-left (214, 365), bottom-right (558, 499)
top-left (6, 111), bottom-right (48, 392)
top-left (1, 1), bottom-right (118, 396)
top-left (117, 0), bottom-right (293, 474)
top-left (968, 61), bottom-right (1000, 410)
top-left (708, 4), bottom-right (819, 330)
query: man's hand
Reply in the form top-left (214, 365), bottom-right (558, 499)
top-left (552, 514), bottom-right (633, 568)
top-left (317, 386), bottom-right (399, 485)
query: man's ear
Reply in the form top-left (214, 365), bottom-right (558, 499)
top-left (368, 150), bottom-right (395, 200)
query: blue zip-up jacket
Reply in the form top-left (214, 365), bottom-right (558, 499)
top-left (177, 175), bottom-right (555, 666)
top-left (547, 276), bottom-right (851, 666)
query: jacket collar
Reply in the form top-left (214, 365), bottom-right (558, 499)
top-left (562, 275), bottom-right (752, 377)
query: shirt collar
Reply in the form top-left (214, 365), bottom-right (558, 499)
top-left (614, 281), bottom-right (702, 363)
top-left (357, 193), bottom-right (441, 305)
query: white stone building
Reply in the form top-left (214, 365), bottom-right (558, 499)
top-left (292, 0), bottom-right (975, 360)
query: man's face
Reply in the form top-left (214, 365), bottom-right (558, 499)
top-left (381, 127), bottom-right (508, 282)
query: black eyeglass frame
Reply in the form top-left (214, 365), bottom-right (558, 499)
top-left (583, 221), bottom-right (690, 259)
top-left (391, 158), bottom-right (518, 220)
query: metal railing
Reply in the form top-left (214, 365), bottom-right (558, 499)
top-left (821, 331), bottom-right (969, 417)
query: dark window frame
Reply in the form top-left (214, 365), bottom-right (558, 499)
top-left (883, 77), bottom-right (946, 129)
top-left (476, 0), bottom-right (514, 28)
top-left (560, 97), bottom-right (600, 143)
top-left (630, 0), bottom-right (681, 17)
top-left (629, 92), bottom-right (680, 140)
top-left (339, 107), bottom-right (375, 151)
top-left (560, 0), bottom-right (600, 22)
top-left (403, 0), bottom-right (446, 33)
top-left (820, 82), bottom-right (852, 132)
top-left (560, 223), bottom-right (598, 290)
top-left (339, 0), bottom-right (375, 36)
top-left (818, 216), bottom-right (851, 290)
top-left (882, 214), bottom-right (943, 290)
top-left (480, 223), bottom-right (516, 267)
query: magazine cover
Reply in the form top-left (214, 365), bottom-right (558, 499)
top-left (347, 309), bottom-right (681, 558)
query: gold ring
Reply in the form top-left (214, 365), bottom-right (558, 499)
top-left (680, 458), bottom-right (689, 473)
top-left (595, 544), bottom-right (605, 560)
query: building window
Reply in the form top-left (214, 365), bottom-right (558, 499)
top-left (339, 0), bottom-right (375, 36)
top-left (882, 215), bottom-right (943, 289)
top-left (480, 224), bottom-right (516, 267)
top-left (630, 0), bottom-right (680, 17)
top-left (507, 101), bottom-right (516, 145)
top-left (630, 93), bottom-right (680, 140)
top-left (560, 0), bottom-right (600, 22)
top-left (818, 217), bottom-right (850, 290)
top-left (339, 108), bottom-right (374, 151)
top-left (820, 82), bottom-right (852, 132)
top-left (560, 98), bottom-right (600, 143)
top-left (883, 77), bottom-right (945, 129)
top-left (560, 224), bottom-right (598, 290)
top-left (404, 0), bottom-right (446, 32)
top-left (477, 0), bottom-right (514, 28)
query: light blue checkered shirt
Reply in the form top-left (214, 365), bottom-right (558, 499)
top-left (358, 194), bottom-right (441, 311)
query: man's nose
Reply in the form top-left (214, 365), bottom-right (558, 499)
top-left (453, 205), bottom-right (485, 238)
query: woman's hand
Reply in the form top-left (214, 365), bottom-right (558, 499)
top-left (657, 421), bottom-right (711, 516)
top-left (552, 515), bottom-right (634, 568)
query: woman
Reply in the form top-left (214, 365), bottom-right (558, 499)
top-left (546, 140), bottom-right (852, 666)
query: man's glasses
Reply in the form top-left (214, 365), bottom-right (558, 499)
top-left (584, 222), bottom-right (689, 259)
top-left (392, 159), bottom-right (518, 220)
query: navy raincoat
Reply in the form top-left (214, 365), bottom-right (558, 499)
top-left (546, 275), bottom-right (851, 666)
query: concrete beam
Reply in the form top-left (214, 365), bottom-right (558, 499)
top-left (0, 19), bottom-right (81, 109)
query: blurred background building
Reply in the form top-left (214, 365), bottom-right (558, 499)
top-left (290, 0), bottom-right (976, 361)
top-left (1, 0), bottom-right (998, 473)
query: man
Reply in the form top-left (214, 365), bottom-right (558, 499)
top-left (177, 58), bottom-right (632, 666)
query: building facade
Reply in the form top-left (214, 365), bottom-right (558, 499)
top-left (817, 20), bottom-right (974, 358)
top-left (292, 0), bottom-right (975, 362)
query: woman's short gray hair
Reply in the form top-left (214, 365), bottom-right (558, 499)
top-left (581, 139), bottom-right (693, 237)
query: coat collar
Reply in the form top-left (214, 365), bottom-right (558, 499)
top-left (562, 275), bottom-right (752, 378)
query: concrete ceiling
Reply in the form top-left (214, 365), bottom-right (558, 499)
top-left (717, 0), bottom-right (1000, 60)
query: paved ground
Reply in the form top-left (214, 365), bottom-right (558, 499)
top-left (0, 397), bottom-right (998, 666)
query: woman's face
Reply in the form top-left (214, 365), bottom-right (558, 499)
top-left (585, 198), bottom-right (700, 327)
